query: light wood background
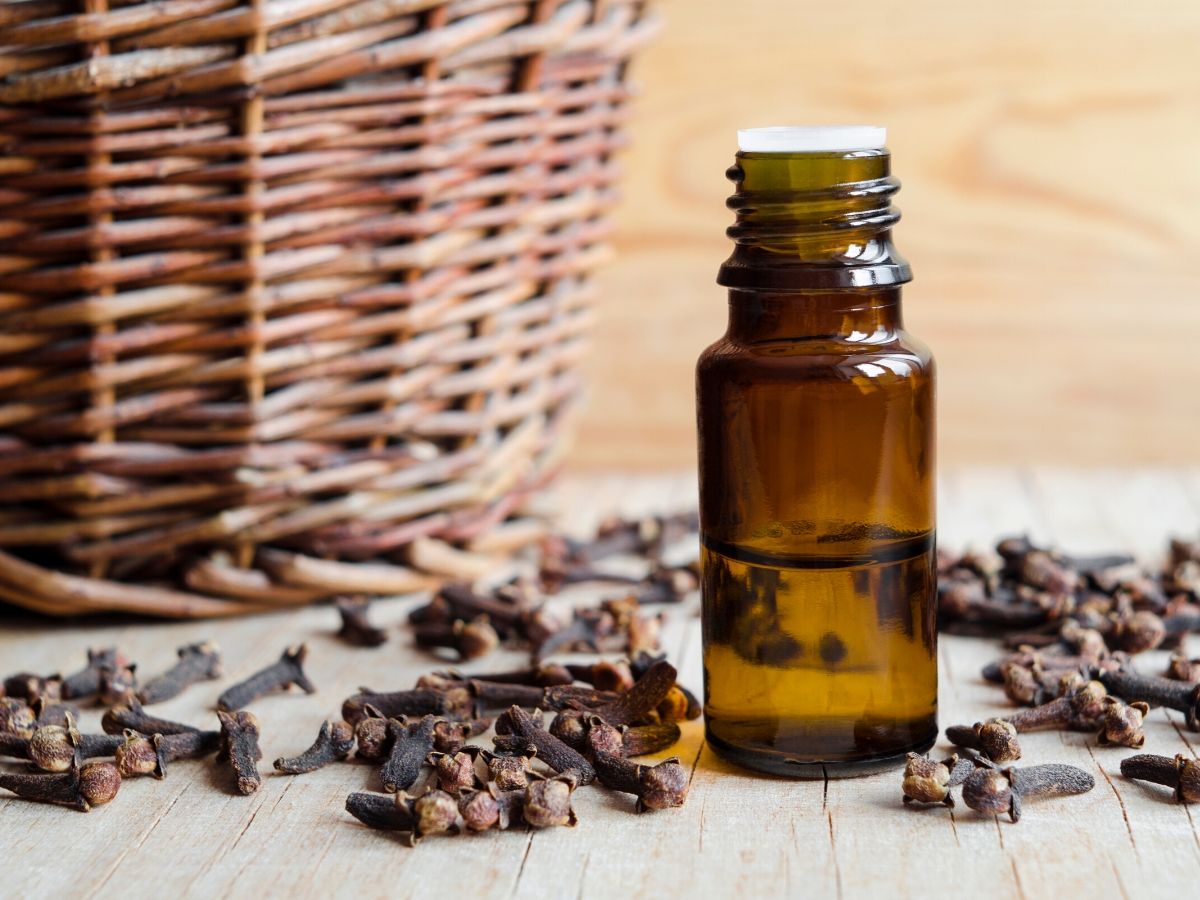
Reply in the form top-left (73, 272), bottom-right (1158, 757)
top-left (574, 0), bottom-right (1200, 470)
top-left (4, 469), bottom-right (1200, 900)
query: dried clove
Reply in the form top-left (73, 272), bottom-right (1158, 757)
top-left (353, 708), bottom-right (391, 761)
top-left (379, 715), bottom-right (437, 793)
top-left (27, 723), bottom-right (123, 772)
top-left (345, 790), bottom-right (417, 831)
top-left (630, 651), bottom-right (702, 719)
top-left (273, 720), bottom-right (355, 775)
top-left (97, 663), bottom-right (138, 706)
top-left (432, 717), bottom-right (492, 754)
top-left (592, 751), bottom-right (689, 812)
top-left (584, 718), bottom-right (625, 758)
top-left (497, 705), bottom-right (595, 785)
top-left (459, 784), bottom-right (512, 831)
top-left (101, 699), bottom-right (202, 736)
top-left (1120, 753), bottom-right (1200, 803)
top-left (336, 598), bottom-right (388, 647)
top-left (1098, 668), bottom-right (1200, 730)
top-left (61, 648), bottom-right (126, 701)
top-left (431, 750), bottom-right (480, 793)
top-left (901, 753), bottom-right (977, 807)
top-left (0, 732), bottom-right (27, 758)
top-left (944, 720), bottom-right (1022, 763)
top-left (217, 709), bottom-right (263, 795)
top-left (450, 663), bottom-right (575, 687)
top-left (2, 673), bottom-right (63, 705)
top-left (217, 645), bottom-right (316, 711)
top-left (1166, 654), bottom-right (1200, 683)
top-left (534, 609), bottom-right (617, 660)
top-left (115, 729), bottom-right (221, 778)
top-left (0, 698), bottom-right (36, 738)
top-left (622, 722), bottom-right (685, 757)
top-left (342, 687), bottom-right (464, 726)
top-left (523, 776), bottom-right (578, 827)
top-left (345, 790), bottom-right (457, 845)
top-left (601, 595), bottom-right (664, 656)
top-left (481, 747), bottom-right (536, 790)
top-left (0, 759), bottom-right (120, 811)
top-left (1111, 610), bottom-right (1167, 654)
top-left (413, 789), bottom-right (460, 837)
top-left (540, 685), bottom-right (624, 712)
top-left (566, 660), bottom-right (635, 692)
top-left (467, 679), bottom-right (546, 711)
top-left (411, 583), bottom-right (534, 640)
top-left (1003, 681), bottom-right (1109, 732)
top-left (551, 660), bottom-right (677, 750)
top-left (961, 762), bottom-right (1094, 822)
top-left (938, 580), bottom-right (1050, 630)
top-left (1096, 697), bottom-right (1150, 748)
top-left (137, 642), bottom-right (222, 705)
top-left (413, 617), bottom-right (499, 661)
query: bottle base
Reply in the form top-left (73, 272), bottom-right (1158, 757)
top-left (706, 725), bottom-right (936, 779)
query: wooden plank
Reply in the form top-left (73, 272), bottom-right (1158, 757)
top-left (1, 469), bottom-right (1200, 899)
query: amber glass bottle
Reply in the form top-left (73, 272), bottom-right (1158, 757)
top-left (697, 126), bottom-right (936, 777)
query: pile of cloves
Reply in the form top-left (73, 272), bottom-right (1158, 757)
top-left (0, 639), bottom-right (323, 807)
top-left (340, 654), bottom-right (697, 844)
top-left (333, 512), bottom-right (700, 662)
top-left (939, 535), bottom-right (1200, 755)
top-left (2, 513), bottom-right (700, 843)
top-left (905, 532), bottom-right (1200, 821)
top-left (939, 535), bottom-right (1199, 650)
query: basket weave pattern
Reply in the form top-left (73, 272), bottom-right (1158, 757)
top-left (0, 0), bottom-right (655, 617)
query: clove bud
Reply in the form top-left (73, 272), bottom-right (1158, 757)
top-left (137, 642), bottom-right (222, 705)
top-left (216, 709), bottom-right (263, 795)
top-left (379, 715), bottom-right (437, 793)
top-left (115, 729), bottom-right (221, 779)
top-left (217, 645), bottom-right (316, 711)
top-left (101, 699), bottom-right (202, 737)
top-left (431, 750), bottom-right (480, 793)
top-left (961, 762), bottom-right (1094, 822)
top-left (0, 698), bottom-right (36, 738)
top-left (944, 720), bottom-right (1022, 763)
top-left (523, 776), bottom-right (578, 827)
top-left (336, 598), bottom-right (388, 647)
top-left (0, 759), bottom-right (120, 811)
top-left (413, 617), bottom-right (499, 661)
top-left (1120, 753), bottom-right (1200, 803)
top-left (901, 753), bottom-right (978, 807)
top-left (592, 751), bottom-right (689, 812)
top-left (61, 648), bottom-right (126, 701)
top-left (273, 720), bottom-right (355, 775)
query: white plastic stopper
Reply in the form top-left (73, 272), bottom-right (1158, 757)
top-left (737, 125), bottom-right (887, 153)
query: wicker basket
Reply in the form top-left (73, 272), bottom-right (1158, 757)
top-left (0, 0), bottom-right (656, 617)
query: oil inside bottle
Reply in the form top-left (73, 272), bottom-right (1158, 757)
top-left (702, 530), bottom-right (938, 777)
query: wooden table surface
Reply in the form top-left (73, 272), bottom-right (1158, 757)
top-left (3, 469), bottom-right (1200, 900)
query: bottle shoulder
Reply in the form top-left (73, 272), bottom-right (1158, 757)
top-left (698, 329), bottom-right (934, 378)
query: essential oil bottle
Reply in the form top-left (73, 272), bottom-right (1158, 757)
top-left (696, 126), bottom-right (937, 777)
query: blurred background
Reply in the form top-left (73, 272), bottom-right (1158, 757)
top-left (573, 0), bottom-right (1200, 470)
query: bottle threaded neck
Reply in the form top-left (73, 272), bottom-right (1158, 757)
top-left (717, 149), bottom-right (911, 290)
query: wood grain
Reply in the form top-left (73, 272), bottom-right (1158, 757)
top-left (574, 0), bottom-right (1200, 470)
top-left (2, 469), bottom-right (1200, 899)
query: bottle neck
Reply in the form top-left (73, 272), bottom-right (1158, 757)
top-left (727, 288), bottom-right (903, 343)
top-left (717, 149), bottom-right (910, 290)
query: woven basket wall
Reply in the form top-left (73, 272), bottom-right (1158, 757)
top-left (0, 0), bottom-right (656, 617)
